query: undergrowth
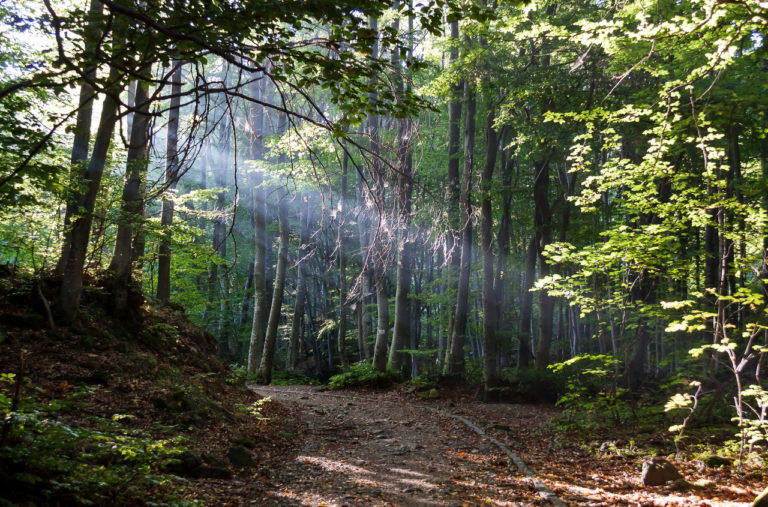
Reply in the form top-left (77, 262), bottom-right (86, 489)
top-left (326, 362), bottom-right (397, 389)
top-left (0, 376), bottom-right (198, 506)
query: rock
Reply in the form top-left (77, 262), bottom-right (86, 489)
top-left (227, 446), bottom-right (257, 468)
top-left (641, 458), bottom-right (683, 486)
top-left (166, 451), bottom-right (203, 476)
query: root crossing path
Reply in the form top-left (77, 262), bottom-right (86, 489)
top-left (248, 385), bottom-right (565, 507)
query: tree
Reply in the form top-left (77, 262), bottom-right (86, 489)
top-left (156, 61), bottom-right (183, 305)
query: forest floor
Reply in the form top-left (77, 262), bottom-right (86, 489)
top-left (240, 385), bottom-right (761, 507)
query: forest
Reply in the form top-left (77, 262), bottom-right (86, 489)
top-left (0, 0), bottom-right (767, 505)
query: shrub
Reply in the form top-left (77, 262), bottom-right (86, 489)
top-left (326, 362), bottom-right (397, 389)
top-left (548, 354), bottom-right (631, 430)
top-left (0, 377), bottom-right (199, 506)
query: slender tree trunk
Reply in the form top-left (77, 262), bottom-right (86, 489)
top-left (256, 192), bottom-right (290, 384)
top-left (519, 236), bottom-right (536, 369)
top-left (481, 109), bottom-right (499, 398)
top-left (534, 160), bottom-right (554, 369)
top-left (57, 0), bottom-right (104, 276)
top-left (389, 134), bottom-right (413, 375)
top-left (109, 75), bottom-right (151, 284)
top-left (443, 81), bottom-right (476, 377)
top-left (495, 148), bottom-right (514, 363)
top-left (289, 194), bottom-right (309, 369)
top-left (247, 73), bottom-right (268, 374)
top-left (337, 153), bottom-right (351, 370)
top-left (156, 61), bottom-right (183, 304)
top-left (356, 178), bottom-right (374, 360)
top-left (211, 119), bottom-right (232, 355)
top-left (372, 271), bottom-right (390, 371)
top-left (368, 15), bottom-right (391, 373)
top-left (442, 19), bottom-right (463, 368)
top-left (389, 10), bottom-right (414, 376)
top-left (57, 64), bottom-right (124, 323)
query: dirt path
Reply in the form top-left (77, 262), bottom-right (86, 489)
top-left (247, 385), bottom-right (557, 506)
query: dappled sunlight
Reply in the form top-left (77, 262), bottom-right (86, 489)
top-left (297, 455), bottom-right (374, 475)
top-left (262, 445), bottom-right (532, 505)
top-left (550, 478), bottom-right (754, 506)
top-left (389, 467), bottom-right (430, 478)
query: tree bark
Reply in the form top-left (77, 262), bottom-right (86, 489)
top-left (519, 236), bottom-right (536, 369)
top-left (109, 75), bottom-right (151, 284)
top-left (289, 194), bottom-right (310, 369)
top-left (256, 192), bottom-right (290, 384)
top-left (442, 19), bottom-right (463, 369)
top-left (534, 159), bottom-right (554, 369)
top-left (443, 81), bottom-right (475, 377)
top-left (337, 153), bottom-right (351, 370)
top-left (156, 61), bottom-right (183, 304)
top-left (247, 73), bottom-right (268, 374)
top-left (389, 10), bottom-right (414, 376)
top-left (481, 109), bottom-right (499, 398)
top-left (57, 0), bottom-right (104, 276)
top-left (57, 63), bottom-right (124, 323)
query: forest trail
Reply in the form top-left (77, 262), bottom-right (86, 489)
top-left (247, 385), bottom-right (561, 506)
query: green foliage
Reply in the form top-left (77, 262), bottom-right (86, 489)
top-left (326, 362), bottom-right (397, 390)
top-left (0, 379), bottom-right (198, 506)
top-left (665, 287), bottom-right (768, 463)
top-left (235, 397), bottom-right (273, 421)
top-left (549, 354), bottom-right (631, 430)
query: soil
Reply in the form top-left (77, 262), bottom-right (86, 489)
top-left (239, 386), bottom-right (761, 507)
top-left (246, 385), bottom-right (547, 506)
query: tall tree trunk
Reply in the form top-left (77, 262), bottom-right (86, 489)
top-left (211, 117), bottom-right (232, 356)
top-left (337, 153), bottom-right (351, 370)
top-left (57, 64), bottom-right (124, 323)
top-left (495, 147), bottom-right (514, 364)
top-left (356, 177), bottom-right (374, 360)
top-left (247, 73), bottom-right (268, 374)
top-left (443, 81), bottom-right (476, 377)
top-left (356, 16), bottom-right (380, 363)
top-left (389, 130), bottom-right (413, 376)
top-left (57, 0), bottom-right (104, 276)
top-left (534, 159), bottom-right (554, 369)
top-left (368, 15), bottom-right (391, 373)
top-left (481, 109), bottom-right (499, 398)
top-left (389, 9), bottom-right (414, 376)
top-left (109, 75), bottom-right (151, 285)
top-left (289, 194), bottom-right (310, 369)
top-left (519, 236), bottom-right (536, 369)
top-left (442, 19), bottom-right (463, 369)
top-left (256, 192), bottom-right (290, 384)
top-left (156, 61), bottom-right (183, 304)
